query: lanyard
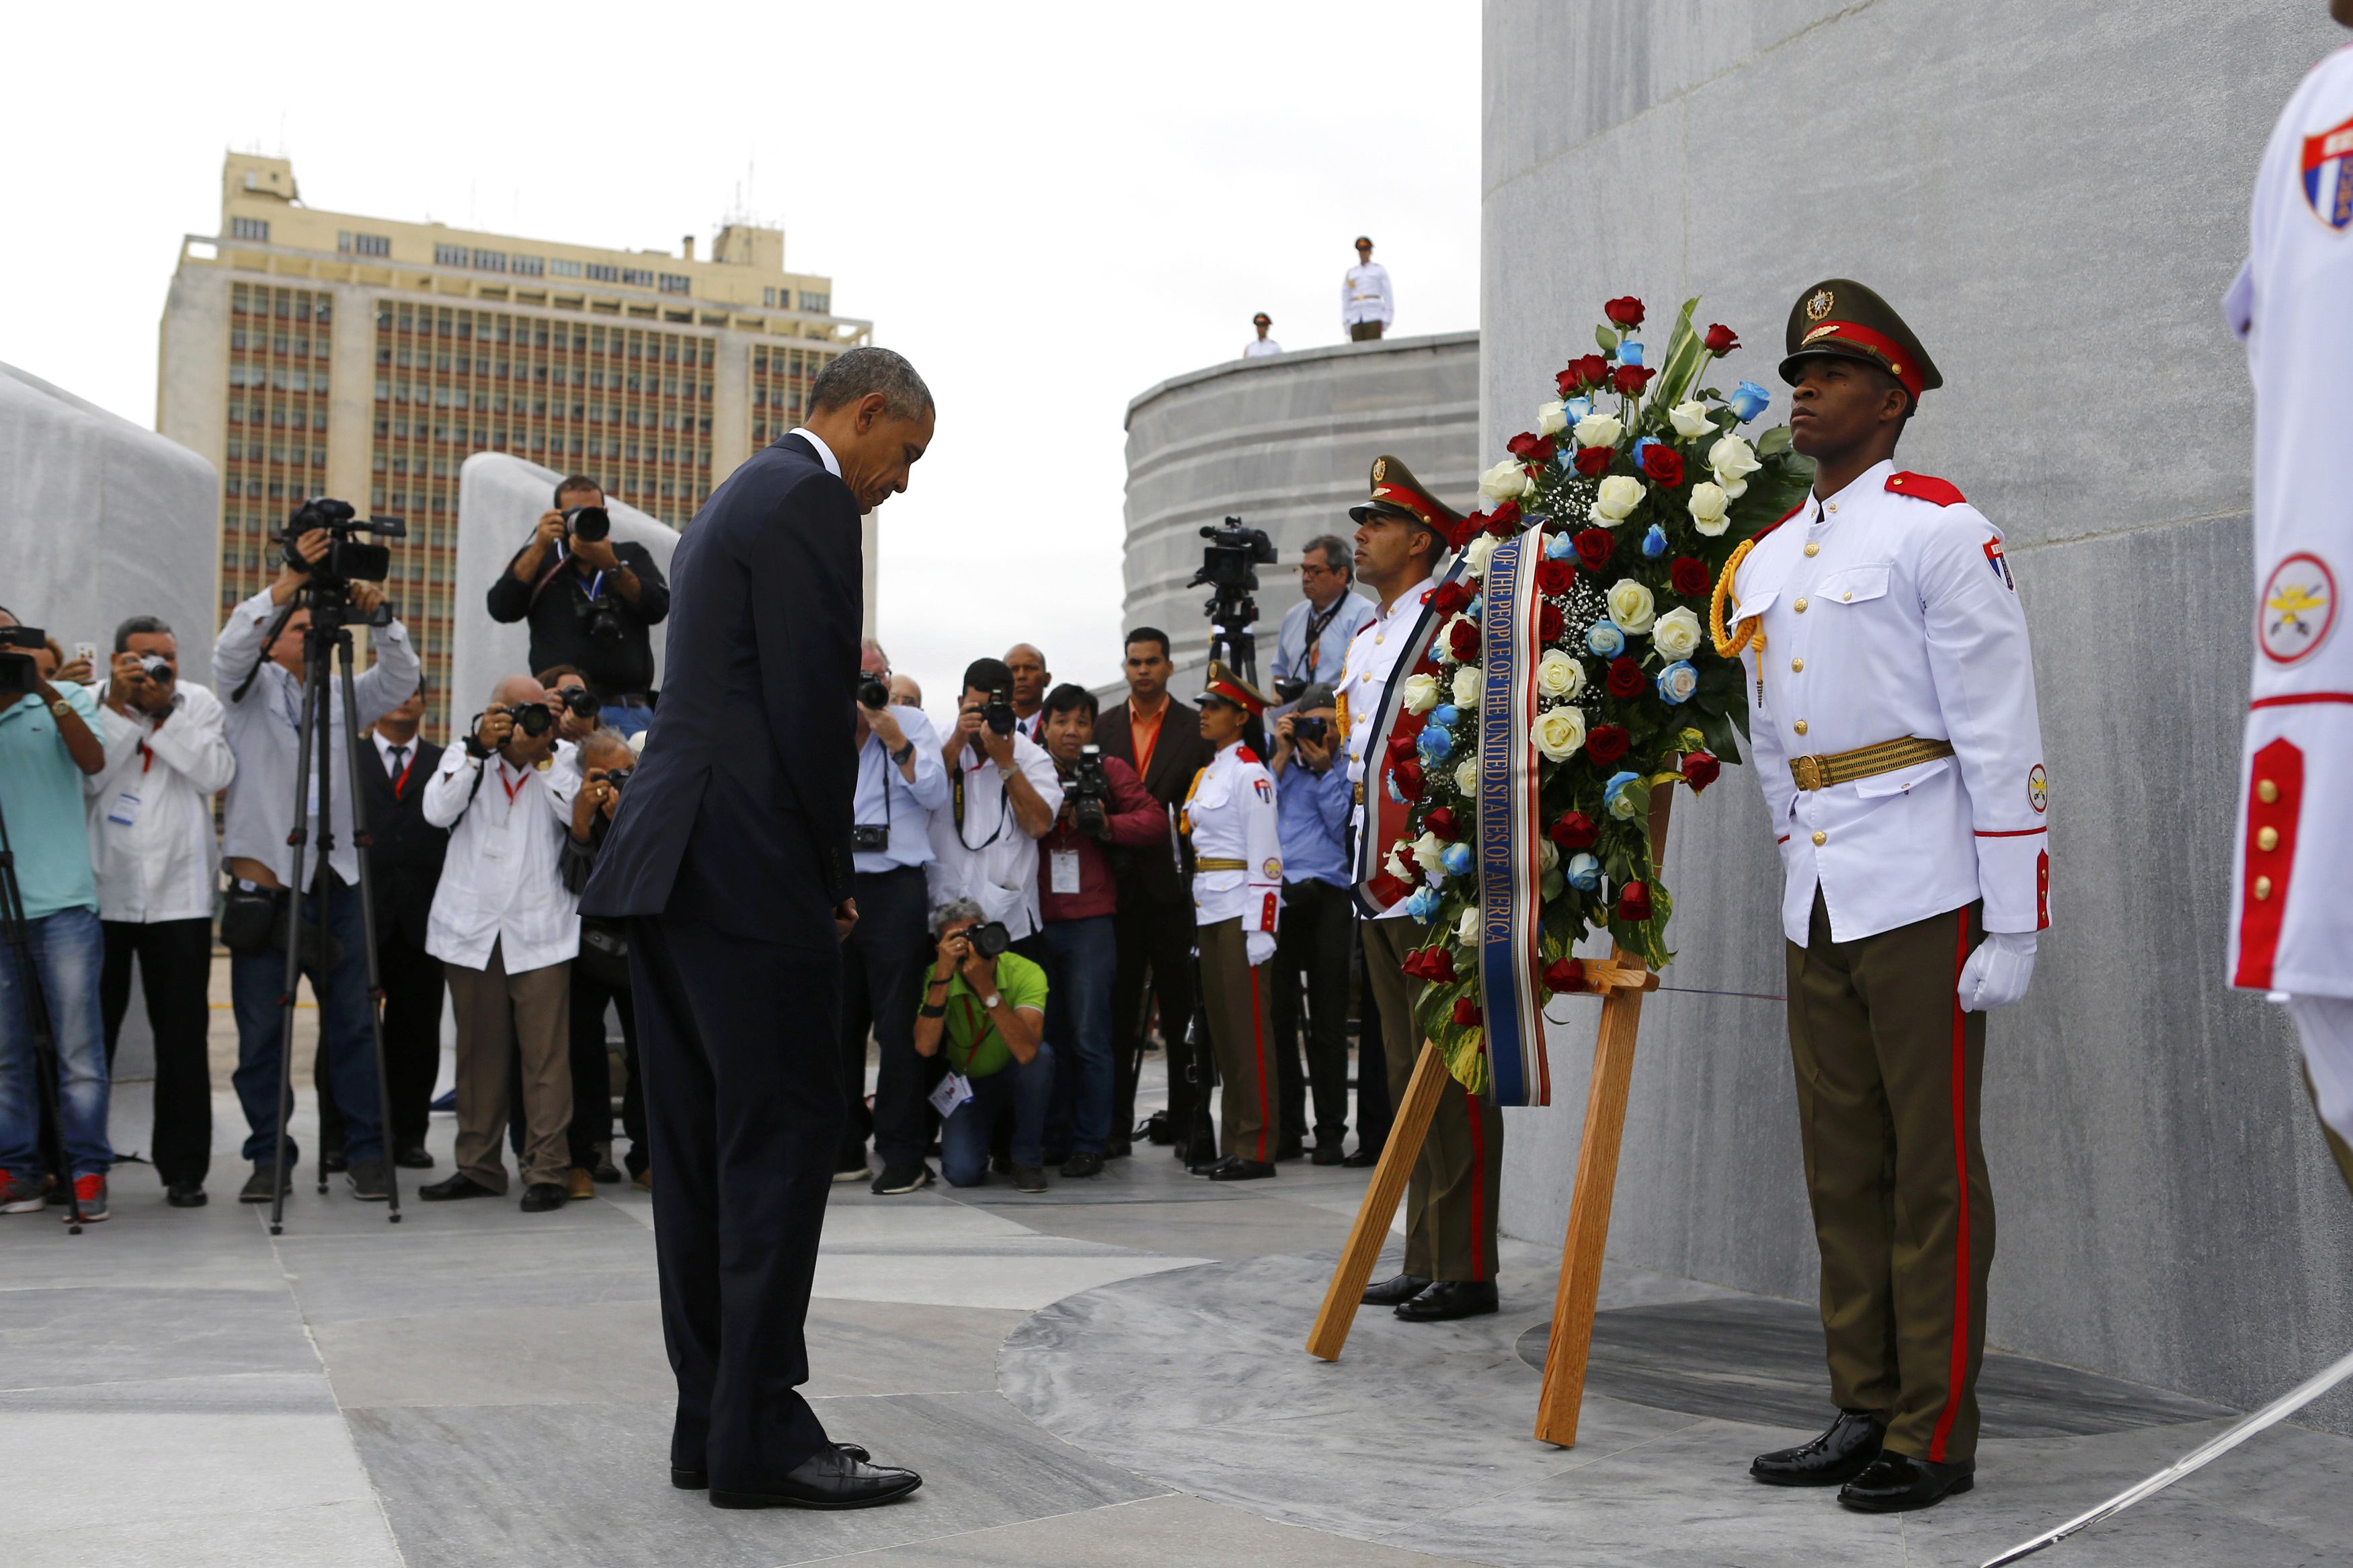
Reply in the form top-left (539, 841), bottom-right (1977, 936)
top-left (951, 751), bottom-right (1010, 850)
top-left (497, 759), bottom-right (526, 804)
top-left (136, 739), bottom-right (154, 775)
top-left (1302, 597), bottom-right (1346, 679)
top-left (856, 737), bottom-right (893, 835)
top-left (949, 990), bottom-right (995, 1073)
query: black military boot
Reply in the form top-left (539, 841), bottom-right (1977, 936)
top-left (1750, 1411), bottom-right (1885, 1487)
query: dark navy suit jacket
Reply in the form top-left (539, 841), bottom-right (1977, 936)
top-left (580, 434), bottom-right (861, 950)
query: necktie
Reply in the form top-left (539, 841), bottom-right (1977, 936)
top-left (386, 744), bottom-right (407, 780)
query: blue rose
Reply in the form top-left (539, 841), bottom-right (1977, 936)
top-left (1566, 852), bottom-right (1601, 891)
top-left (1404, 886), bottom-right (1440, 923)
top-left (1564, 396), bottom-right (1593, 424)
top-left (1441, 842), bottom-right (1474, 878)
top-left (1417, 725), bottom-right (1453, 764)
top-left (1632, 436), bottom-right (1659, 465)
top-left (1642, 524), bottom-right (1669, 558)
top-left (1433, 704), bottom-right (1461, 729)
top-left (1545, 530), bottom-right (1575, 560)
top-left (1386, 774), bottom-right (1407, 804)
top-left (1604, 770), bottom-right (1644, 819)
top-left (1586, 620), bottom-right (1626, 658)
top-left (1466, 595), bottom-right (1484, 620)
top-left (1657, 661), bottom-right (1698, 705)
top-left (1617, 341), bottom-right (1645, 368)
top-left (1729, 380), bottom-right (1771, 422)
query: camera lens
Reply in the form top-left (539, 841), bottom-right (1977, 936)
top-left (563, 687), bottom-right (600, 718)
top-left (857, 675), bottom-right (890, 710)
top-left (139, 655), bottom-right (175, 684)
top-left (565, 505), bottom-right (612, 544)
top-left (515, 704), bottom-right (554, 738)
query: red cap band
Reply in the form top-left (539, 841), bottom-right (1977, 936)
top-left (1796, 320), bottom-right (1924, 399)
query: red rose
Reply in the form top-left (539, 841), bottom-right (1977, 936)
top-left (1548, 810), bottom-right (1597, 850)
top-left (1703, 323), bottom-right (1741, 355)
top-left (1423, 949), bottom-right (1459, 985)
top-left (1587, 725), bottom-right (1630, 764)
top-left (1613, 364), bottom-right (1655, 397)
top-left (1386, 730), bottom-right (1418, 766)
top-left (1536, 558), bottom-right (1577, 596)
top-left (1488, 500), bottom-right (1523, 535)
top-left (1572, 528), bottom-right (1616, 571)
top-left (1430, 580), bottom-right (1473, 619)
top-left (1640, 444), bottom-right (1683, 487)
top-left (1605, 657), bottom-right (1645, 698)
top-left (1451, 996), bottom-right (1484, 1027)
top-left (1603, 296), bottom-right (1646, 329)
top-left (1505, 433), bottom-right (1556, 468)
top-left (1556, 354), bottom-right (1609, 395)
top-left (1573, 446), bottom-right (1614, 478)
top-left (1537, 602), bottom-right (1564, 641)
top-left (1392, 759), bottom-right (1424, 798)
top-left (1447, 619), bottom-right (1480, 661)
top-left (1669, 556), bottom-right (1712, 597)
top-left (1423, 805), bottom-right (1460, 841)
top-left (1618, 881), bottom-right (1653, 921)
top-left (1680, 750), bottom-right (1722, 792)
top-left (1367, 870), bottom-right (1413, 908)
top-left (1542, 956), bottom-right (1586, 995)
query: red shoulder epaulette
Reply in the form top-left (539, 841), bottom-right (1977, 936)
top-left (1236, 745), bottom-right (1261, 765)
top-left (1749, 498), bottom-right (1807, 546)
top-left (1886, 472), bottom-right (1965, 506)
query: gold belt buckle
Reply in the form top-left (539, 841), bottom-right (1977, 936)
top-left (1791, 755), bottom-right (1827, 792)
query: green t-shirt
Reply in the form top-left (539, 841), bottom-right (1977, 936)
top-left (928, 949), bottom-right (1048, 1078)
top-left (0, 684), bottom-right (100, 920)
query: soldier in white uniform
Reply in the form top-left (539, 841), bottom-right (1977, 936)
top-left (1183, 663), bottom-right (1283, 1181)
top-left (1725, 280), bottom-right (2048, 1514)
top-left (2227, 14), bottom-right (2353, 1196)
top-left (1342, 237), bottom-right (1394, 342)
top-left (1243, 313), bottom-right (1283, 359)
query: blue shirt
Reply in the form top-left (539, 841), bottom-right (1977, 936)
top-left (1274, 756), bottom-right (1352, 889)
top-left (852, 704), bottom-right (950, 874)
top-left (1271, 590), bottom-right (1377, 693)
top-left (0, 684), bottom-right (101, 919)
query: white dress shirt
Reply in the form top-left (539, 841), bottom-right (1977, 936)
top-left (1342, 261), bottom-right (1394, 329)
top-left (1337, 575), bottom-right (1436, 922)
top-left (1242, 337), bottom-right (1284, 358)
top-left (85, 683), bottom-right (237, 923)
top-left (928, 730), bottom-right (1066, 939)
top-left (372, 729), bottom-right (423, 785)
top-left (1186, 740), bottom-right (1282, 933)
top-left (789, 425), bottom-right (842, 477)
top-left (214, 587), bottom-right (421, 889)
top-left (422, 739), bottom-right (583, 973)
top-left (853, 703), bottom-right (949, 874)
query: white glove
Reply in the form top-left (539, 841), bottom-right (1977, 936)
top-left (1246, 930), bottom-right (1276, 967)
top-left (1958, 931), bottom-right (2037, 1013)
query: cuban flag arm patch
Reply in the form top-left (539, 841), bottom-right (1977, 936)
top-left (2303, 112), bottom-right (2353, 230)
top-left (1983, 536), bottom-right (2014, 591)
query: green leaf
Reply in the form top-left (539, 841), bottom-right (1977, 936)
top-left (1595, 325), bottom-right (1620, 354)
top-left (1693, 700), bottom-right (1747, 761)
top-left (1755, 424), bottom-right (1794, 458)
top-left (1646, 298), bottom-right (1708, 411)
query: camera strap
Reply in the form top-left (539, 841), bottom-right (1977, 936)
top-left (855, 737), bottom-right (893, 834)
top-left (1303, 596), bottom-right (1347, 676)
top-left (951, 753), bottom-right (1010, 851)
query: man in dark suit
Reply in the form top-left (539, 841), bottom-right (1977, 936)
top-left (581, 345), bottom-right (934, 1512)
top-left (1094, 628), bottom-right (1211, 1158)
top-left (317, 686), bottom-right (447, 1170)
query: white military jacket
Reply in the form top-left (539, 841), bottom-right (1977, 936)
top-left (1184, 739), bottom-right (1281, 934)
top-left (1341, 262), bottom-right (1394, 329)
top-left (1737, 459), bottom-right (2051, 945)
top-left (2225, 42), bottom-right (2353, 999)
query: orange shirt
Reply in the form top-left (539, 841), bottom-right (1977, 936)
top-left (1127, 694), bottom-right (1170, 782)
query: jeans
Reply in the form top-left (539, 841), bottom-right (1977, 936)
top-left (1040, 915), bottom-right (1117, 1155)
top-left (0, 905), bottom-right (112, 1180)
top-left (600, 704), bottom-right (651, 741)
top-left (939, 1045), bottom-right (1053, 1186)
top-left (230, 874), bottom-right (384, 1167)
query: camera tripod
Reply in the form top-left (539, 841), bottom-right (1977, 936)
top-left (0, 784), bottom-right (91, 1233)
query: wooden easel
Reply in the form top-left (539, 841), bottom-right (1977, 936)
top-left (1306, 794), bottom-right (1671, 1452)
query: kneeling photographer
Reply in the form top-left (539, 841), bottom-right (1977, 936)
top-left (912, 900), bottom-right (1050, 1192)
top-left (486, 477), bottom-right (670, 740)
top-left (1035, 684), bottom-right (1163, 1179)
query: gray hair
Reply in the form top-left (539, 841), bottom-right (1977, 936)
top-left (1304, 534), bottom-right (1351, 580)
top-left (930, 897), bottom-right (986, 936)
top-left (810, 346), bottom-right (933, 421)
top-left (861, 636), bottom-right (890, 665)
top-left (114, 614), bottom-right (173, 653)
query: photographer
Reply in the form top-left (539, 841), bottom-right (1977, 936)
top-left (844, 639), bottom-right (949, 1196)
top-left (415, 677), bottom-right (583, 1213)
top-left (1035, 684), bottom-right (1164, 1179)
top-left (485, 477), bottom-right (670, 739)
top-left (539, 665), bottom-right (604, 746)
top-left (0, 606), bottom-right (113, 1221)
top-left (86, 616), bottom-right (235, 1207)
top-left (1268, 682), bottom-right (1354, 1164)
top-left (1268, 536), bottom-right (1374, 699)
top-left (913, 899), bottom-right (1051, 1191)
top-left (928, 657), bottom-right (1062, 962)
top-left (215, 530), bottom-right (419, 1204)
top-left (556, 727), bottom-right (645, 1194)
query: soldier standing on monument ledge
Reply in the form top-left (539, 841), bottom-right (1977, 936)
top-left (1342, 237), bottom-right (1393, 342)
top-left (1728, 280), bottom-right (2050, 1514)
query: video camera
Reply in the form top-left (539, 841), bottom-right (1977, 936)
top-left (1191, 517), bottom-right (1277, 596)
top-left (0, 624), bottom-right (46, 705)
top-left (1067, 743), bottom-right (1110, 837)
top-left (280, 497), bottom-right (403, 591)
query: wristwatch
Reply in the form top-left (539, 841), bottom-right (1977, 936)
top-left (49, 698), bottom-right (73, 719)
top-left (995, 762), bottom-right (1017, 782)
top-left (981, 993), bottom-right (1002, 1012)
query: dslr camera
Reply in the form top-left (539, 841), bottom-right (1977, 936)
top-left (1190, 515), bottom-right (1277, 595)
top-left (280, 497), bottom-right (403, 591)
top-left (557, 685), bottom-right (600, 720)
top-left (0, 624), bottom-right (46, 704)
top-left (464, 701), bottom-right (553, 759)
top-left (982, 685), bottom-right (1016, 738)
top-left (137, 654), bottom-right (175, 687)
top-left (964, 920), bottom-right (1012, 960)
top-left (1066, 743), bottom-right (1111, 837)
top-left (1289, 715), bottom-right (1328, 749)
top-left (856, 670), bottom-right (891, 710)
top-left (563, 503), bottom-right (612, 544)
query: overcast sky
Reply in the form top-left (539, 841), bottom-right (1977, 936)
top-left (1, 1), bottom-right (1479, 703)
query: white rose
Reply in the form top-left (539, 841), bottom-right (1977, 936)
top-left (1535, 649), bottom-right (1585, 700)
top-left (1451, 665), bottom-right (1482, 708)
top-left (1687, 481), bottom-right (1730, 536)
top-left (1453, 755), bottom-right (1479, 795)
top-left (1536, 399), bottom-right (1569, 438)
top-left (1399, 672), bottom-right (1440, 716)
top-left (1540, 839), bottom-right (1561, 874)
top-left (1386, 844), bottom-right (1412, 882)
top-left (1709, 434), bottom-right (1761, 499)
top-left (1667, 400), bottom-right (1714, 440)
top-left (1651, 606), bottom-right (1702, 660)
top-left (1532, 704), bottom-right (1587, 761)
top-left (1411, 831), bottom-right (1446, 876)
top-left (1458, 905), bottom-right (1480, 946)
top-left (1607, 578), bottom-right (1657, 635)
top-left (1479, 458), bottom-right (1533, 505)
top-left (1462, 533), bottom-right (1499, 579)
top-left (1593, 474), bottom-right (1646, 521)
top-left (1572, 412), bottom-right (1623, 450)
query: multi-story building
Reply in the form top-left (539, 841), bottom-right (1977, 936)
top-left (159, 152), bottom-right (870, 722)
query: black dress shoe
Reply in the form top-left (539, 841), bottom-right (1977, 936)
top-left (1311, 1144), bottom-right (1345, 1166)
top-left (1209, 1157), bottom-right (1276, 1181)
top-left (673, 1444), bottom-right (869, 1489)
top-left (166, 1182), bottom-right (208, 1208)
top-left (1361, 1272), bottom-right (1432, 1307)
top-left (393, 1145), bottom-right (436, 1169)
top-left (710, 1444), bottom-right (922, 1510)
top-left (1188, 1154), bottom-right (1234, 1178)
top-left (519, 1182), bottom-right (567, 1212)
top-left (1341, 1146), bottom-right (1382, 1168)
top-left (1059, 1151), bottom-right (1104, 1179)
top-left (418, 1173), bottom-right (499, 1201)
top-left (1395, 1280), bottom-right (1499, 1321)
top-left (1838, 1452), bottom-right (1973, 1512)
top-left (1751, 1411), bottom-right (1886, 1487)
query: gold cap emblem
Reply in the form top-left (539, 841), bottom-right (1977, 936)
top-left (1371, 457), bottom-right (1388, 484)
top-left (1806, 288), bottom-right (1835, 321)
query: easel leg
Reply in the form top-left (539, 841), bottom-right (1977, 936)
top-left (1307, 1040), bottom-right (1449, 1361)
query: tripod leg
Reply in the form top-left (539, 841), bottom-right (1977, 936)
top-left (335, 634), bottom-right (401, 1222)
top-left (272, 659), bottom-right (324, 1234)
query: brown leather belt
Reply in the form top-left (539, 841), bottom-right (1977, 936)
top-left (1789, 735), bottom-right (1955, 792)
top-left (1195, 857), bottom-right (1246, 872)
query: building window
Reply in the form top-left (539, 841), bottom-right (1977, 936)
top-left (231, 217), bottom-right (270, 241)
top-left (622, 268), bottom-right (654, 288)
top-left (434, 243), bottom-right (467, 266)
top-left (337, 231), bottom-right (391, 257)
top-left (473, 249), bottom-right (506, 272)
top-left (660, 273), bottom-right (690, 295)
top-left (586, 262), bottom-right (619, 283)
top-left (512, 254), bottom-right (545, 276)
top-left (799, 292), bottom-right (829, 313)
top-left (762, 287), bottom-right (776, 307)
top-left (551, 258), bottom-right (583, 278)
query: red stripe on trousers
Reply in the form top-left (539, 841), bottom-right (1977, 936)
top-left (1466, 1090), bottom-right (1488, 1283)
top-left (1930, 911), bottom-right (1973, 1462)
top-left (1247, 963), bottom-right (1271, 1163)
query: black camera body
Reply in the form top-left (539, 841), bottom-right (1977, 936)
top-left (967, 920), bottom-right (1012, 960)
top-left (559, 685), bottom-right (600, 719)
top-left (851, 823), bottom-right (890, 852)
top-left (856, 673), bottom-right (891, 710)
top-left (982, 685), bottom-right (1016, 738)
top-left (1291, 715), bottom-right (1328, 748)
top-left (602, 766), bottom-right (633, 792)
top-left (0, 624), bottom-right (45, 705)
top-left (280, 496), bottom-right (402, 588)
top-left (1067, 743), bottom-right (1110, 837)
top-left (138, 654), bottom-right (175, 686)
top-left (1191, 515), bottom-right (1277, 595)
top-left (574, 589), bottom-right (625, 643)
top-left (564, 504), bottom-right (612, 544)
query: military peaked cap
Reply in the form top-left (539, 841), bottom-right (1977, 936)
top-left (1780, 278), bottom-right (1942, 401)
top-left (1348, 454), bottom-right (1463, 546)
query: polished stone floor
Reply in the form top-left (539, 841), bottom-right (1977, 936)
top-left (7, 1029), bottom-right (2350, 1567)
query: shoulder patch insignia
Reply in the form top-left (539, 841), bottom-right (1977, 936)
top-left (1886, 471), bottom-right (1965, 507)
top-left (1253, 778), bottom-right (1273, 803)
top-left (1261, 857), bottom-right (1282, 879)
top-left (2028, 763), bottom-right (2048, 814)
top-left (1983, 536), bottom-right (2015, 591)
top-left (1236, 746), bottom-right (1261, 766)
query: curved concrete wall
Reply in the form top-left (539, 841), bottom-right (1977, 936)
top-left (1485, 1), bottom-right (2353, 1428)
top-left (1123, 333), bottom-right (1479, 686)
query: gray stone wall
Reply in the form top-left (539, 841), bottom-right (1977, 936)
top-left (1485, 0), bottom-right (2353, 1427)
top-left (1123, 333), bottom-right (1479, 688)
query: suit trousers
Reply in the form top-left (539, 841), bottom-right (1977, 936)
top-left (323, 932), bottom-right (442, 1157)
top-left (1362, 915), bottom-right (1503, 1282)
top-left (1270, 879), bottom-right (1353, 1151)
top-left (446, 941), bottom-right (572, 1193)
top-left (1786, 891), bottom-right (1993, 1465)
top-left (1112, 896), bottom-right (1197, 1143)
top-left (1195, 917), bottom-right (1278, 1163)
top-left (99, 917), bottom-right (214, 1188)
top-left (628, 914), bottom-right (840, 1483)
top-left (841, 866), bottom-right (931, 1171)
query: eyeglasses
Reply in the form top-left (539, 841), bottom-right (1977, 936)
top-left (1298, 562), bottom-right (1337, 578)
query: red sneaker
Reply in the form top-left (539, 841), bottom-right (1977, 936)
top-left (64, 1173), bottom-right (108, 1223)
top-left (0, 1171), bottom-right (42, 1214)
